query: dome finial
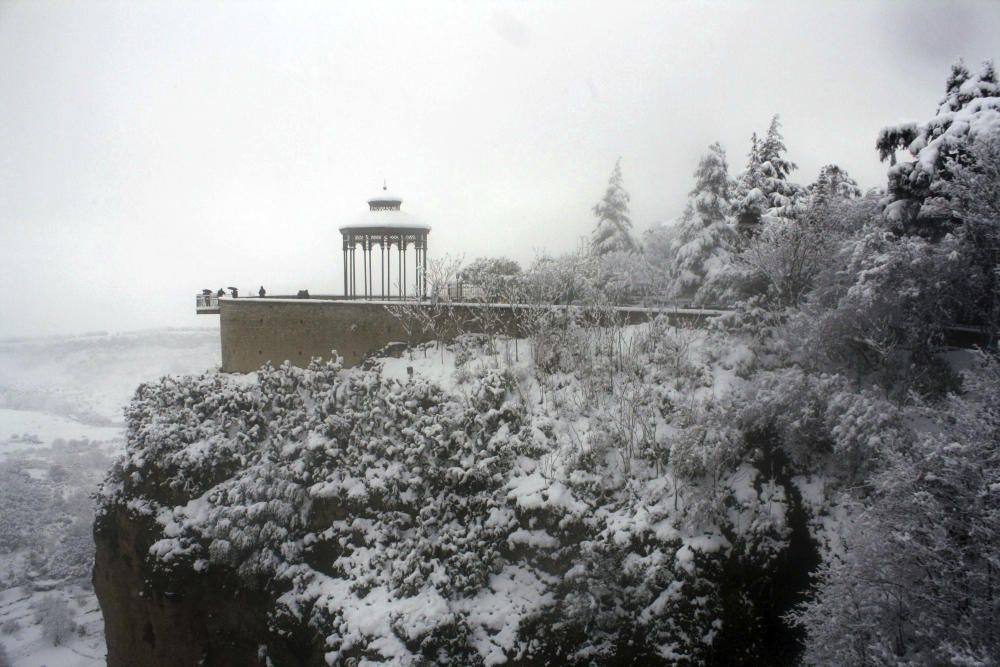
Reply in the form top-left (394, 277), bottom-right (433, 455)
top-left (383, 178), bottom-right (387, 191)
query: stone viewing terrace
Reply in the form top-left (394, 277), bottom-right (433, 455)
top-left (195, 293), bottom-right (220, 314)
top-left (193, 186), bottom-right (737, 372)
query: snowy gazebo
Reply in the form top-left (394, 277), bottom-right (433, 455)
top-left (339, 186), bottom-right (431, 299)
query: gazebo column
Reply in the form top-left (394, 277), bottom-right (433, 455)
top-left (423, 236), bottom-right (428, 298)
top-left (361, 235), bottom-right (368, 299)
top-left (342, 242), bottom-right (349, 297)
top-left (367, 237), bottom-right (373, 299)
top-left (351, 244), bottom-right (356, 297)
top-left (414, 241), bottom-right (421, 298)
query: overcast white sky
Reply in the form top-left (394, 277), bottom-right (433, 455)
top-left (1, 0), bottom-right (999, 338)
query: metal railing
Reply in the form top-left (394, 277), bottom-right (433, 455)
top-left (196, 294), bottom-right (220, 311)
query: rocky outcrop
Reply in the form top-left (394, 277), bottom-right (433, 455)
top-left (94, 505), bottom-right (295, 667)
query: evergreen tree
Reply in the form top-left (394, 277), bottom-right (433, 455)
top-left (733, 116), bottom-right (804, 235)
top-left (876, 59), bottom-right (1000, 236)
top-left (591, 158), bottom-right (639, 255)
top-left (939, 59), bottom-right (972, 112)
top-left (733, 132), bottom-right (764, 231)
top-left (756, 115), bottom-right (805, 220)
top-left (669, 143), bottom-right (738, 304)
top-left (808, 165), bottom-right (861, 208)
top-left (759, 115), bottom-right (797, 182)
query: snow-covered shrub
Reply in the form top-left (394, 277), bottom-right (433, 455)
top-left (794, 353), bottom-right (1000, 666)
top-left (45, 516), bottom-right (95, 583)
top-left (101, 358), bottom-right (549, 662)
top-left (739, 367), bottom-right (904, 479)
top-left (35, 595), bottom-right (74, 646)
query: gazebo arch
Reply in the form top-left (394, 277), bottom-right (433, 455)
top-left (339, 186), bottom-right (431, 299)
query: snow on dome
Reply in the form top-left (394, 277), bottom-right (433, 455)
top-left (339, 186), bottom-right (431, 232)
top-left (339, 207), bottom-right (431, 232)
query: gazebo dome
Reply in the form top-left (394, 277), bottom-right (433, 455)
top-left (339, 186), bottom-right (431, 233)
top-left (338, 208), bottom-right (431, 233)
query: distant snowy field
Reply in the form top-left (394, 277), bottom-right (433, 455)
top-left (0, 328), bottom-right (220, 666)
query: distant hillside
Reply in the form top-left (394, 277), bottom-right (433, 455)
top-left (0, 328), bottom-right (220, 426)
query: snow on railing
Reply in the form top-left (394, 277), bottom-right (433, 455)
top-left (195, 294), bottom-right (220, 311)
top-left (445, 282), bottom-right (486, 301)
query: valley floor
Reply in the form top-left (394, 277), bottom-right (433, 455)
top-left (0, 329), bottom-right (221, 666)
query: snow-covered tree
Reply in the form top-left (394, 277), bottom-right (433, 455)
top-left (733, 116), bottom-right (805, 236)
top-left (459, 256), bottom-right (522, 302)
top-left (668, 142), bottom-right (738, 304)
top-left (591, 158), bottom-right (639, 255)
top-left (0, 641), bottom-right (10, 667)
top-left (934, 133), bottom-right (1000, 341)
top-left (640, 219), bottom-right (682, 299)
top-left (460, 256), bottom-right (521, 283)
top-left (733, 132), bottom-right (763, 231)
top-left (876, 59), bottom-right (1000, 236)
top-left (808, 164), bottom-right (861, 208)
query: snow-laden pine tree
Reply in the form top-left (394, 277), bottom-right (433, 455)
top-left (733, 116), bottom-right (805, 236)
top-left (591, 159), bottom-right (639, 255)
top-left (808, 165), bottom-right (861, 208)
top-left (876, 58), bottom-right (1000, 236)
top-left (732, 132), bottom-right (763, 230)
top-left (668, 142), bottom-right (738, 305)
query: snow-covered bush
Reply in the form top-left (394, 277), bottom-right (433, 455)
top-left (794, 353), bottom-right (1000, 666)
top-left (35, 594), bottom-right (74, 646)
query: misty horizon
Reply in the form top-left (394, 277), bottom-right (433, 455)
top-left (2, 0), bottom-right (999, 338)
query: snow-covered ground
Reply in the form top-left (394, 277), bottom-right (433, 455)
top-left (0, 328), bottom-right (220, 666)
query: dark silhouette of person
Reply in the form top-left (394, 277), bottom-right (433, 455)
top-left (230, 287), bottom-right (238, 298)
top-left (216, 288), bottom-right (225, 297)
top-left (259, 286), bottom-right (266, 297)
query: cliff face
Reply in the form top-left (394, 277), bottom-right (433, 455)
top-left (94, 351), bottom-right (827, 666)
top-left (94, 505), bottom-right (314, 667)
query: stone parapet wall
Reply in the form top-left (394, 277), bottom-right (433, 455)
top-left (221, 299), bottom-right (410, 372)
top-left (219, 298), bottom-right (722, 373)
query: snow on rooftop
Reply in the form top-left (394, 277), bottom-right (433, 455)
top-left (339, 207), bottom-right (431, 232)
